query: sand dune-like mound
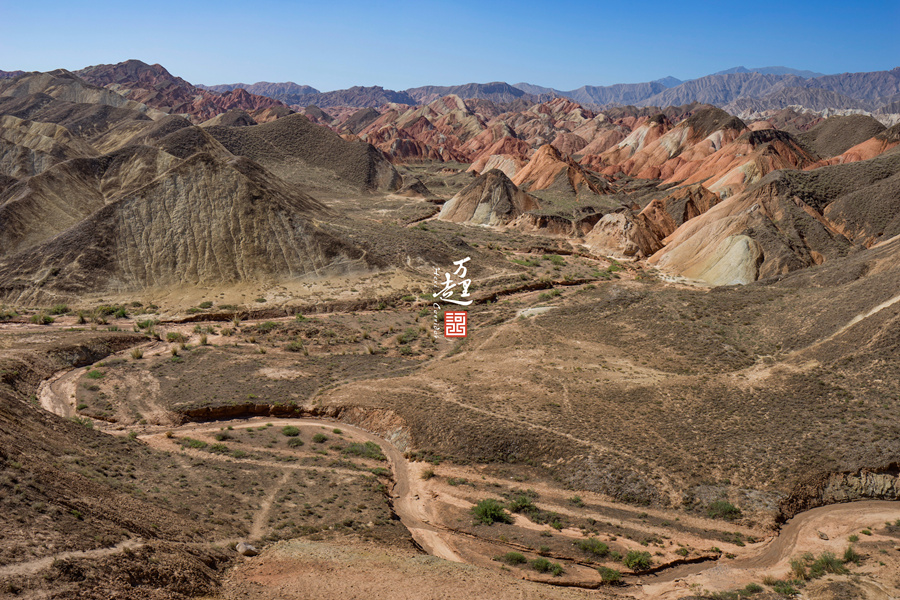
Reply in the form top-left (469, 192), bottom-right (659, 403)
top-left (438, 169), bottom-right (539, 226)
top-left (200, 109), bottom-right (258, 128)
top-left (206, 114), bottom-right (400, 192)
top-left (797, 114), bottom-right (886, 159)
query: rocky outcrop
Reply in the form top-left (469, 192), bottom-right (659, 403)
top-left (779, 464), bottom-right (900, 521)
top-left (438, 169), bottom-right (539, 226)
top-left (584, 211), bottom-right (663, 258)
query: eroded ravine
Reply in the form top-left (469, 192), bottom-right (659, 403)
top-left (34, 340), bottom-right (900, 596)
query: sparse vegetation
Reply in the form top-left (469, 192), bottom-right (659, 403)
top-left (623, 550), bottom-right (652, 571)
top-left (471, 499), bottom-right (512, 525)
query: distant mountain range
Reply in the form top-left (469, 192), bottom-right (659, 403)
top-left (4, 61), bottom-right (899, 121)
top-left (193, 65), bottom-right (900, 114)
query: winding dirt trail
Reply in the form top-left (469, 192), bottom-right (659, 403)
top-left (33, 347), bottom-right (900, 594)
top-left (0, 540), bottom-right (144, 578)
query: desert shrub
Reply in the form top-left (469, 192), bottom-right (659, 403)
top-left (130, 348), bottom-right (143, 359)
top-left (30, 313), bottom-right (53, 325)
top-left (789, 557), bottom-right (807, 580)
top-left (496, 552), bottom-right (526, 565)
top-left (208, 443), bottom-right (229, 454)
top-left (772, 580), bottom-right (798, 595)
top-left (287, 438), bottom-right (304, 448)
top-left (214, 432), bottom-right (232, 441)
top-left (575, 538), bottom-right (609, 556)
top-left (568, 495), bottom-right (584, 506)
top-left (50, 304), bottom-right (69, 315)
top-left (471, 499), bottom-right (512, 525)
top-left (808, 552), bottom-right (847, 578)
top-left (282, 426), bottom-right (300, 437)
top-left (396, 327), bottom-right (418, 344)
top-left (507, 495), bottom-right (537, 513)
top-left (285, 341), bottom-right (304, 352)
top-left (343, 441), bottom-right (386, 461)
top-left (257, 321), bottom-right (278, 333)
top-left (623, 550), bottom-right (652, 571)
top-left (598, 566), bottom-right (621, 582)
top-left (707, 500), bottom-right (742, 521)
top-left (199, 301), bottom-right (213, 309)
top-left (543, 254), bottom-right (566, 266)
top-left (199, 334), bottom-right (208, 346)
top-left (86, 370), bottom-right (103, 379)
top-left (743, 583), bottom-right (763, 594)
top-left (843, 545), bottom-right (862, 565)
top-left (179, 437), bottom-right (207, 449)
top-left (421, 469), bottom-right (435, 480)
top-left (531, 557), bottom-right (563, 576)
top-left (166, 332), bottom-right (185, 343)
top-left (312, 433), bottom-right (328, 443)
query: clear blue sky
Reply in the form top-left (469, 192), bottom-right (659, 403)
top-left (2, 0), bottom-right (898, 91)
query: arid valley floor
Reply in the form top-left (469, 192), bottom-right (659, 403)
top-left (2, 60), bottom-right (900, 599)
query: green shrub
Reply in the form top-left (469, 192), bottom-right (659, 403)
top-left (507, 495), bottom-right (537, 513)
top-left (285, 341), bottom-right (304, 352)
top-left (531, 557), bottom-right (563, 576)
top-left (199, 301), bottom-right (213, 309)
top-left (623, 550), bottom-right (652, 571)
top-left (282, 426), bottom-right (301, 437)
top-left (471, 499), bottom-right (512, 525)
top-left (707, 500), bottom-right (742, 521)
top-left (396, 327), bottom-right (419, 344)
top-left (130, 348), bottom-right (143, 359)
top-left (772, 581), bottom-right (799, 595)
top-left (179, 437), bottom-right (207, 449)
top-left (808, 551), bottom-right (847, 578)
top-left (50, 304), bottom-right (69, 315)
top-left (69, 416), bottom-right (94, 429)
top-left (575, 538), bottom-right (609, 556)
top-left (544, 254), bottom-right (566, 266)
top-left (598, 566), bottom-right (621, 582)
top-left (214, 432), bottom-right (232, 441)
top-left (789, 557), bottom-right (807, 580)
top-left (743, 582), bottom-right (763, 594)
top-left (166, 332), bottom-right (185, 343)
top-left (287, 438), bottom-right (304, 448)
top-left (208, 443), bottom-right (229, 454)
top-left (257, 321), bottom-right (278, 333)
top-left (497, 552), bottom-right (527, 565)
top-left (86, 370), bottom-right (104, 379)
top-left (848, 534), bottom-right (859, 542)
top-left (843, 545), bottom-right (862, 565)
top-left (343, 441), bottom-right (386, 461)
top-left (30, 313), bottom-right (53, 325)
top-left (312, 433), bottom-right (328, 443)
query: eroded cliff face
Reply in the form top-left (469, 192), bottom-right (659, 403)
top-left (779, 465), bottom-right (900, 521)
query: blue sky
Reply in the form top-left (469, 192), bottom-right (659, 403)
top-left (2, 0), bottom-right (898, 91)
